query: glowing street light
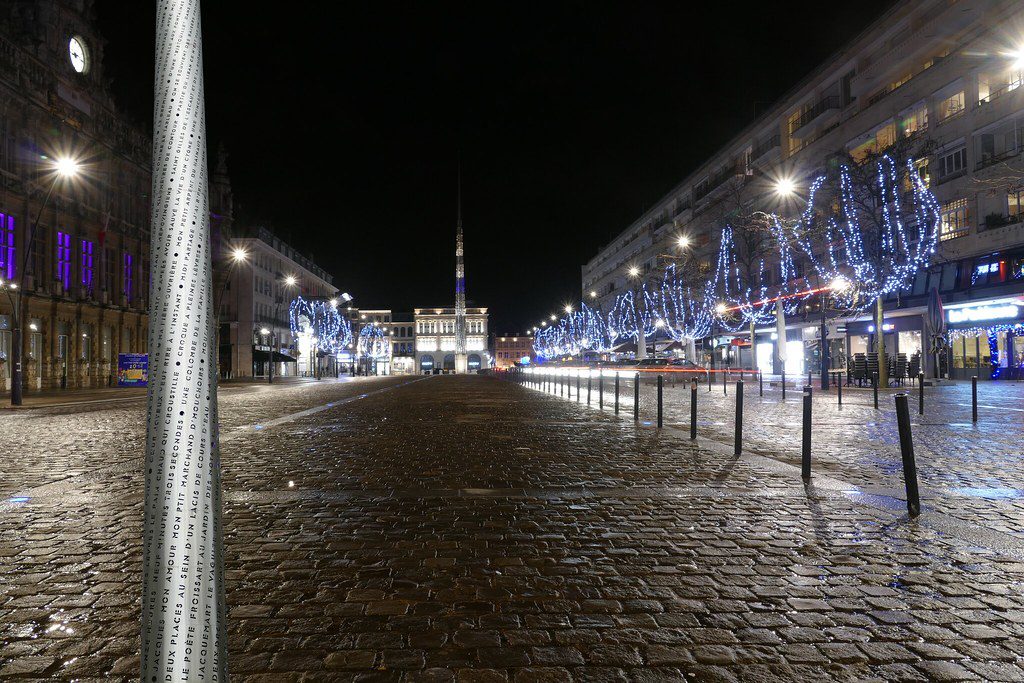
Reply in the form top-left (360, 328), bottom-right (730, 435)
top-left (54, 156), bottom-right (81, 178)
top-left (677, 235), bottom-right (690, 249)
top-left (774, 177), bottom-right (796, 197)
top-left (628, 266), bottom-right (640, 278)
top-left (589, 290), bottom-right (597, 298)
top-left (655, 319), bottom-right (665, 328)
top-left (231, 247), bottom-right (248, 263)
top-left (830, 275), bottom-right (851, 293)
top-left (549, 314), bottom-right (556, 321)
top-left (284, 275), bottom-right (297, 287)
top-left (259, 328), bottom-right (269, 335)
top-left (564, 304), bottom-right (573, 314)
top-left (715, 302), bottom-right (728, 315)
top-left (329, 298), bottom-right (338, 307)
top-left (1009, 47), bottom-right (1024, 71)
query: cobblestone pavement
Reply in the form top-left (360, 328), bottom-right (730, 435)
top-left (2, 374), bottom-right (1024, 681)
top-left (526, 370), bottom-right (1024, 538)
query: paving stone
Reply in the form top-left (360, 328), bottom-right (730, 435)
top-left (1, 376), bottom-right (1024, 682)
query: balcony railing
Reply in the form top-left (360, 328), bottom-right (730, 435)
top-left (795, 95), bottom-right (841, 131)
top-left (751, 134), bottom-right (780, 161)
top-left (975, 147), bottom-right (1021, 171)
top-left (977, 79), bottom-right (1022, 107)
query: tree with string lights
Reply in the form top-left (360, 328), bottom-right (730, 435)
top-left (795, 136), bottom-right (940, 387)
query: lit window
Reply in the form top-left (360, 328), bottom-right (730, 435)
top-left (123, 252), bottom-right (133, 299)
top-left (80, 239), bottom-right (94, 292)
top-left (900, 105), bottom-right (928, 136)
top-left (938, 91), bottom-right (965, 120)
top-left (940, 199), bottom-right (969, 240)
top-left (56, 231), bottom-right (71, 290)
top-left (1009, 188), bottom-right (1024, 220)
top-left (0, 212), bottom-right (14, 280)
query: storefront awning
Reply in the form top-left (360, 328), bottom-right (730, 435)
top-left (253, 348), bottom-right (296, 363)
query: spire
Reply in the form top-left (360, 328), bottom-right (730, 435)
top-left (454, 160), bottom-right (467, 367)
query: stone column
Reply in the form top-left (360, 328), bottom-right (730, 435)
top-left (140, 0), bottom-right (226, 679)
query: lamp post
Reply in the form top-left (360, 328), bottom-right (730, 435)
top-left (4, 156), bottom-right (80, 405)
top-left (269, 274), bottom-right (297, 384)
top-left (215, 246), bottom-right (247, 380)
top-left (819, 276), bottom-right (851, 390)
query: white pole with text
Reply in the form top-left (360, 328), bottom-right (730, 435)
top-left (141, 0), bottom-right (226, 680)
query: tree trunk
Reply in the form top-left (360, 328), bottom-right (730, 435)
top-left (749, 319), bottom-right (757, 371)
top-left (875, 296), bottom-right (888, 388)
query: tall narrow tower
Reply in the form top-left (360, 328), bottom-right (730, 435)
top-left (454, 168), bottom-right (468, 374)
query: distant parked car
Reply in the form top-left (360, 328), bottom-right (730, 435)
top-left (669, 358), bottom-right (709, 381)
top-left (636, 358), bottom-right (670, 368)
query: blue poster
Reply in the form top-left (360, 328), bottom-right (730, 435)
top-left (118, 353), bottom-right (149, 387)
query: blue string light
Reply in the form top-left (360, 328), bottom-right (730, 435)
top-left (533, 155), bottom-right (940, 359)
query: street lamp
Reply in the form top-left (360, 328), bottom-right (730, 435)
top-left (816, 275), bottom-right (854, 390)
top-left (774, 177), bottom-right (796, 197)
top-left (269, 275), bottom-right (298, 384)
top-left (677, 235), bottom-right (690, 249)
top-left (564, 304), bottom-right (573, 314)
top-left (5, 155), bottom-right (80, 405)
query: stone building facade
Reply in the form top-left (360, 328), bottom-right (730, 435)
top-left (0, 1), bottom-right (235, 393)
top-left (0, 1), bottom-right (153, 391)
top-left (581, 0), bottom-right (1024, 380)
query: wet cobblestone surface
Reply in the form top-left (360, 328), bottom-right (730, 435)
top-left (2, 374), bottom-right (1024, 681)
top-left (530, 371), bottom-right (1024, 537)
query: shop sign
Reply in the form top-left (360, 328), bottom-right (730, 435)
top-left (117, 353), bottom-right (148, 387)
top-left (947, 303), bottom-right (1020, 324)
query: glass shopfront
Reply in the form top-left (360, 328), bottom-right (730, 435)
top-left (946, 297), bottom-right (1024, 380)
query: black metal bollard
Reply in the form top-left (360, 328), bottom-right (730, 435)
top-left (657, 375), bottom-right (664, 428)
top-left (633, 372), bottom-right (640, 421)
top-left (782, 370), bottom-right (786, 400)
top-left (872, 372), bottom-right (879, 409)
top-left (576, 372), bottom-right (581, 401)
top-left (599, 371), bottom-right (604, 409)
top-left (734, 381), bottom-right (743, 456)
top-left (690, 378), bottom-right (697, 440)
top-left (918, 372), bottom-right (924, 415)
top-left (807, 371), bottom-right (812, 388)
top-left (723, 367), bottom-right (727, 395)
top-left (759, 370), bottom-right (763, 397)
top-left (802, 386), bottom-right (812, 480)
top-left (587, 374), bottom-right (592, 404)
top-left (614, 373), bottom-right (620, 415)
top-left (837, 374), bottom-right (842, 406)
top-left (972, 376), bottom-right (978, 423)
top-left (894, 393), bottom-right (922, 517)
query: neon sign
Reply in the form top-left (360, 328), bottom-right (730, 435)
top-left (948, 303), bottom-right (1020, 324)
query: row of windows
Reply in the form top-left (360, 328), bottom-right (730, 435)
top-left (416, 320), bottom-right (485, 334)
top-left (0, 213), bottom-right (139, 299)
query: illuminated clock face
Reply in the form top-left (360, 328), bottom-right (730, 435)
top-left (69, 36), bottom-right (88, 73)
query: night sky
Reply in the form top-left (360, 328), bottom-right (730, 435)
top-left (96, 1), bottom-right (894, 333)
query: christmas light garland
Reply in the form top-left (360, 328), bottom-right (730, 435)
top-left (357, 323), bottom-right (390, 360)
top-left (289, 295), bottom-right (353, 354)
top-left (533, 155), bottom-right (941, 360)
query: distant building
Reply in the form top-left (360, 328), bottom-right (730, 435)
top-left (219, 227), bottom-right (336, 379)
top-left (390, 312), bottom-right (416, 375)
top-left (415, 307), bottom-right (488, 373)
top-left (356, 308), bottom-right (392, 375)
top-left (492, 333), bottom-right (534, 369)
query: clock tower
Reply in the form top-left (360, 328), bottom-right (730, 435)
top-left (2, 0), bottom-right (112, 108)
